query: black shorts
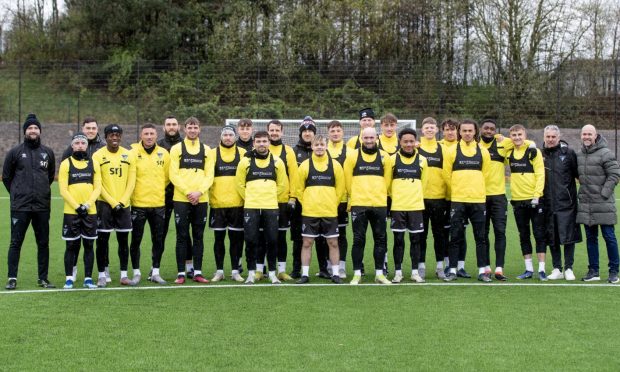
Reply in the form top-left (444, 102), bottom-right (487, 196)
top-left (301, 216), bottom-right (339, 238)
top-left (209, 207), bottom-right (244, 231)
top-left (390, 210), bottom-right (424, 233)
top-left (278, 202), bottom-right (291, 230)
top-left (62, 214), bottom-right (98, 240)
top-left (337, 202), bottom-right (349, 227)
top-left (96, 201), bottom-right (132, 232)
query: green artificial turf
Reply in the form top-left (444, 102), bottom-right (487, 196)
top-left (1, 184), bottom-right (619, 370)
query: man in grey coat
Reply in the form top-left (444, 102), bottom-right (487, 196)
top-left (577, 124), bottom-right (620, 283)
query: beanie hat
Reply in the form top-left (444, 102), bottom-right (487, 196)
top-left (359, 108), bottom-right (375, 120)
top-left (23, 113), bottom-right (41, 134)
top-left (71, 132), bottom-right (88, 145)
top-left (299, 116), bottom-right (317, 135)
top-left (104, 124), bottom-right (123, 137)
top-left (221, 124), bottom-right (237, 137)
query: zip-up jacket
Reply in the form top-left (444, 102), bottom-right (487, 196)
top-left (3, 141), bottom-right (56, 211)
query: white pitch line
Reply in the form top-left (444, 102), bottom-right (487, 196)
top-left (1, 281), bottom-right (618, 295)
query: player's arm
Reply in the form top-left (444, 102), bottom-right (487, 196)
top-left (199, 144), bottom-right (215, 195)
top-left (168, 144), bottom-right (188, 196)
top-left (119, 152), bottom-right (137, 206)
top-left (333, 161), bottom-right (345, 202)
top-left (47, 150), bottom-right (56, 185)
top-left (58, 161), bottom-right (80, 209)
top-left (286, 147), bottom-right (299, 200)
top-left (420, 156), bottom-right (429, 192)
top-left (442, 146), bottom-right (454, 190)
top-left (481, 146), bottom-right (492, 190)
top-left (387, 154), bottom-right (396, 197)
top-left (163, 150), bottom-right (171, 187)
top-left (235, 157), bottom-right (249, 200)
top-left (2, 148), bottom-right (16, 192)
top-left (296, 160), bottom-right (309, 204)
top-left (275, 158), bottom-right (289, 198)
top-left (88, 159), bottom-right (102, 205)
top-left (533, 149), bottom-right (545, 198)
top-left (343, 152), bottom-right (355, 197)
top-left (382, 151), bottom-right (393, 192)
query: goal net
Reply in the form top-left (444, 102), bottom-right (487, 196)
top-left (224, 119), bottom-right (417, 146)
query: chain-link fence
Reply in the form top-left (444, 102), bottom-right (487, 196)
top-left (0, 59), bottom-right (618, 144)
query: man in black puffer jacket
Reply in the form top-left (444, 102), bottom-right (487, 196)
top-left (3, 114), bottom-right (56, 290)
top-left (541, 125), bottom-right (581, 281)
top-left (576, 124), bottom-right (620, 283)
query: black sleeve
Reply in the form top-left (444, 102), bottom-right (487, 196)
top-left (570, 150), bottom-right (579, 180)
top-left (61, 145), bottom-right (72, 161)
top-left (2, 148), bottom-right (16, 192)
top-left (48, 149), bottom-right (56, 185)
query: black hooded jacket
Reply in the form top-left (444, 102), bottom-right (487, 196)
top-left (3, 140), bottom-right (55, 211)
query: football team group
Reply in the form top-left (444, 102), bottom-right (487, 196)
top-left (3, 108), bottom-right (619, 290)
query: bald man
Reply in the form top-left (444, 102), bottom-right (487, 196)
top-left (343, 127), bottom-right (393, 284)
top-left (576, 124), bottom-right (620, 283)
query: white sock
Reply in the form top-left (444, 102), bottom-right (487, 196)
top-left (121, 270), bottom-right (128, 278)
top-left (98, 272), bottom-right (106, 279)
top-left (133, 269), bottom-right (141, 276)
top-left (411, 269), bottom-right (419, 275)
top-left (216, 269), bottom-right (224, 275)
top-left (257, 263), bottom-right (264, 272)
top-left (436, 261), bottom-right (443, 269)
top-left (66, 276), bottom-right (73, 281)
top-left (495, 266), bottom-right (503, 274)
top-left (72, 266), bottom-right (78, 275)
top-left (105, 266), bottom-right (110, 274)
top-left (375, 269), bottom-right (383, 276)
top-left (194, 270), bottom-right (202, 276)
top-left (185, 262), bottom-right (193, 272)
top-left (538, 262), bottom-right (546, 272)
top-left (152, 268), bottom-right (160, 276)
top-left (248, 270), bottom-right (255, 277)
top-left (339, 261), bottom-right (346, 271)
top-left (84, 277), bottom-right (92, 282)
top-left (485, 265), bottom-right (491, 272)
top-left (450, 268), bottom-right (457, 274)
top-left (395, 269), bottom-right (402, 276)
top-left (177, 272), bottom-right (185, 277)
top-left (384, 254), bottom-right (388, 263)
top-left (278, 262), bottom-right (286, 273)
top-left (331, 265), bottom-right (339, 276)
top-left (525, 258), bottom-right (534, 272)
top-left (478, 267), bottom-right (485, 275)
top-left (231, 270), bottom-right (239, 275)
top-left (444, 257), bottom-right (449, 267)
top-left (268, 271), bottom-right (276, 279)
top-left (302, 266), bottom-right (310, 276)
top-left (418, 262), bottom-right (426, 270)
top-left (457, 261), bottom-right (465, 270)
top-left (354, 269), bottom-right (361, 276)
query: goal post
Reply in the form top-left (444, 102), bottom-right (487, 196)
top-left (224, 119), bottom-right (417, 146)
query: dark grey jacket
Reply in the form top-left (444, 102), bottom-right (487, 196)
top-left (576, 134), bottom-right (620, 226)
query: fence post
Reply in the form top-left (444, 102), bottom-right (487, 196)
top-left (555, 62), bottom-right (561, 125)
top-left (18, 61), bottom-right (22, 144)
top-left (136, 59), bottom-right (140, 142)
top-left (77, 60), bottom-right (81, 131)
top-left (614, 54), bottom-right (618, 158)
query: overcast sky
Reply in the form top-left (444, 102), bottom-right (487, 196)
top-left (0, 0), bottom-right (66, 28)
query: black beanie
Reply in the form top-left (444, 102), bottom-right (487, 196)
top-left (299, 116), bottom-right (317, 135)
top-left (23, 113), bottom-right (41, 134)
